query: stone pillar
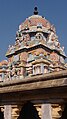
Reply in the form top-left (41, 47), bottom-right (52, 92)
top-left (41, 104), bottom-right (52, 119)
top-left (4, 105), bottom-right (12, 119)
top-left (41, 63), bottom-right (44, 74)
top-left (33, 65), bottom-right (35, 75)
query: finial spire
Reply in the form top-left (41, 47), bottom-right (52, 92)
top-left (34, 7), bottom-right (38, 15)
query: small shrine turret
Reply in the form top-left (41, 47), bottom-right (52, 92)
top-left (0, 60), bottom-right (8, 81)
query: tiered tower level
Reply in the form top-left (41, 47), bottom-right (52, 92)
top-left (0, 7), bottom-right (67, 81)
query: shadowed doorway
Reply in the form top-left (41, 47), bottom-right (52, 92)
top-left (17, 102), bottom-right (40, 119)
top-left (0, 108), bottom-right (4, 119)
top-left (59, 104), bottom-right (67, 119)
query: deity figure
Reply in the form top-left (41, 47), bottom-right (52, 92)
top-left (47, 32), bottom-right (60, 50)
top-left (47, 32), bottom-right (55, 48)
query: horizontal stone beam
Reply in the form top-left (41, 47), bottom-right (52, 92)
top-left (0, 78), bottom-right (67, 94)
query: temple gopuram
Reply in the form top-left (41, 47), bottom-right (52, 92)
top-left (0, 7), bottom-right (67, 119)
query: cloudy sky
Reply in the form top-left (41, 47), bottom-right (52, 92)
top-left (0, 0), bottom-right (67, 61)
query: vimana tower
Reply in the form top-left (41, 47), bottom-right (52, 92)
top-left (5, 7), bottom-right (67, 79)
top-left (0, 7), bottom-right (67, 119)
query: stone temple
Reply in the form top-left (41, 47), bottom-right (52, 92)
top-left (0, 7), bottom-right (67, 119)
